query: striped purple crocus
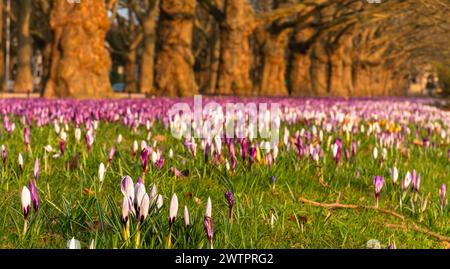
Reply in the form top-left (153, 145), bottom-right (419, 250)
top-left (249, 144), bottom-right (257, 168)
top-left (205, 142), bottom-right (210, 163)
top-left (373, 176), bottom-right (384, 208)
top-left (225, 191), bottom-right (235, 224)
top-left (141, 147), bottom-right (149, 174)
top-left (344, 148), bottom-right (349, 161)
top-left (29, 179), bottom-right (39, 213)
top-left (241, 138), bottom-right (248, 163)
top-left (33, 158), bottom-right (39, 181)
top-left (295, 136), bottom-right (303, 160)
top-left (351, 141), bottom-right (357, 158)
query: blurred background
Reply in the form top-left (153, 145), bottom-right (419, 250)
top-left (0, 0), bottom-right (449, 99)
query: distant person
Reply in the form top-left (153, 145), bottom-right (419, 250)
top-left (425, 75), bottom-right (436, 96)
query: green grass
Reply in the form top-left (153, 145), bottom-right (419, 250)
top-left (0, 120), bottom-right (448, 249)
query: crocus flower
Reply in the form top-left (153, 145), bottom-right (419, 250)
top-left (441, 183), bottom-right (446, 210)
top-left (1, 145), bottom-right (6, 167)
top-left (373, 147), bottom-right (378, 160)
top-left (108, 147), bottom-right (115, 163)
top-left (249, 144), bottom-right (257, 168)
top-left (156, 194), bottom-right (164, 210)
top-left (387, 243), bottom-right (395, 249)
top-left (351, 141), bottom-right (357, 157)
top-left (67, 237), bottom-right (81, 249)
top-left (29, 179), bottom-right (39, 213)
top-left (344, 148), bottom-right (349, 161)
top-left (402, 171), bottom-right (412, 190)
top-left (169, 148), bottom-right (173, 159)
top-left (141, 148), bottom-right (149, 174)
top-left (120, 176), bottom-right (135, 214)
top-left (33, 158), bottom-right (39, 181)
top-left (60, 131), bottom-right (67, 155)
top-left (122, 197), bottom-right (131, 225)
top-left (373, 176), bottom-right (384, 208)
top-left (24, 127), bottom-right (30, 151)
top-left (241, 138), bottom-right (248, 162)
top-left (98, 163), bottom-right (105, 183)
top-left (171, 167), bottom-right (185, 177)
top-left (18, 153), bottom-right (23, 172)
top-left (391, 167), bottom-right (398, 184)
top-left (204, 197), bottom-right (214, 249)
top-left (132, 140), bottom-right (139, 156)
top-left (184, 206), bottom-right (190, 228)
top-left (169, 193), bottom-right (178, 225)
top-left (138, 194), bottom-right (150, 223)
top-left (117, 134), bottom-right (123, 144)
top-left (225, 191), bottom-right (235, 224)
top-left (74, 128), bottom-right (81, 142)
top-left (21, 186), bottom-right (31, 220)
top-left (134, 181), bottom-right (146, 214)
top-left (205, 143), bottom-right (211, 163)
top-left (156, 156), bottom-right (165, 170)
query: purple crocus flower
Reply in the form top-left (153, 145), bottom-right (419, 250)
top-left (108, 147), bottom-right (115, 163)
top-left (441, 183), bottom-right (446, 210)
top-left (240, 138), bottom-right (248, 163)
top-left (33, 158), bottom-right (39, 181)
top-left (59, 139), bottom-right (65, 155)
top-left (141, 147), bottom-right (149, 174)
top-left (373, 176), bottom-right (384, 208)
top-left (351, 141), bottom-right (357, 157)
top-left (249, 145), bottom-right (257, 168)
top-left (24, 127), bottom-right (30, 151)
top-left (205, 143), bottom-right (210, 163)
top-left (29, 179), bottom-right (39, 213)
top-left (156, 156), bottom-right (165, 170)
top-left (225, 191), bottom-right (235, 223)
top-left (344, 148), bottom-right (349, 161)
top-left (295, 136), bottom-right (303, 160)
top-left (387, 243), bottom-right (395, 249)
top-left (266, 152), bottom-right (273, 168)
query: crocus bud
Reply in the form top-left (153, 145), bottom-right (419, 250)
top-left (169, 194), bottom-right (178, 225)
top-left (184, 206), bottom-right (190, 228)
top-left (138, 194), bottom-right (150, 223)
top-left (391, 167), bottom-right (398, 183)
top-left (1, 145), bottom-right (6, 166)
top-left (132, 140), bottom-right (138, 156)
top-left (373, 176), bottom-right (384, 208)
top-left (108, 147), bottom-right (115, 163)
top-left (21, 186), bottom-right (31, 219)
top-left (67, 237), bottom-right (81, 249)
top-left (134, 182), bottom-right (146, 213)
top-left (225, 191), bottom-right (234, 223)
top-left (156, 194), bottom-right (164, 210)
top-left (169, 148), bottom-right (173, 159)
top-left (18, 153), bottom-right (23, 172)
top-left (74, 128), bottom-right (81, 142)
top-left (402, 171), bottom-right (412, 190)
top-left (120, 176), bottom-right (135, 208)
top-left (60, 131), bottom-right (67, 155)
top-left (141, 148), bottom-right (149, 174)
top-left (121, 197), bottom-right (130, 224)
top-left (24, 127), bottom-right (30, 150)
top-left (29, 179), bottom-right (39, 213)
top-left (117, 134), bottom-right (123, 144)
top-left (203, 197), bottom-right (214, 248)
top-left (373, 147), bottom-right (378, 160)
top-left (98, 163), bottom-right (105, 183)
top-left (33, 158), bottom-right (39, 181)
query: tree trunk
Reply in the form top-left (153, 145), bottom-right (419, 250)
top-left (0, 0), bottom-right (3, 90)
top-left (124, 50), bottom-right (137, 93)
top-left (139, 0), bottom-right (159, 95)
top-left (258, 28), bottom-right (289, 96)
top-left (216, 0), bottom-right (254, 96)
top-left (289, 26), bottom-right (315, 96)
top-left (310, 40), bottom-right (329, 97)
top-left (155, 0), bottom-right (198, 97)
top-left (44, 0), bottom-right (112, 99)
top-left (15, 0), bottom-right (33, 93)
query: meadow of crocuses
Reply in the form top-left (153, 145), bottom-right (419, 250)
top-left (0, 97), bottom-right (449, 249)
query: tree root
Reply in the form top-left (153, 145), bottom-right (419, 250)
top-left (299, 196), bottom-right (450, 243)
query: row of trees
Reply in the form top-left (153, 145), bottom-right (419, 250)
top-left (1, 0), bottom-right (450, 98)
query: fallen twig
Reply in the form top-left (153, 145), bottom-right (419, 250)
top-left (299, 196), bottom-right (450, 243)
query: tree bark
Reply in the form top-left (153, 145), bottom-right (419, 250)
top-left (289, 25), bottom-right (315, 96)
top-left (0, 0), bottom-right (3, 90)
top-left (139, 0), bottom-right (159, 95)
top-left (124, 50), bottom-right (137, 93)
top-left (216, 0), bottom-right (254, 96)
top-left (155, 0), bottom-right (198, 97)
top-left (44, 0), bottom-right (112, 99)
top-left (257, 27), bottom-right (290, 96)
top-left (310, 40), bottom-right (329, 97)
top-left (15, 0), bottom-right (33, 93)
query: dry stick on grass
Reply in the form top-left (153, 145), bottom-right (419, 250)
top-left (299, 197), bottom-right (450, 242)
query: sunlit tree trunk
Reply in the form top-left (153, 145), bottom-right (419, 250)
top-left (289, 25), bottom-right (315, 96)
top-left (258, 27), bottom-right (290, 96)
top-left (310, 40), bottom-right (329, 97)
top-left (0, 0), bottom-right (4, 90)
top-left (15, 0), bottom-right (33, 93)
top-left (125, 50), bottom-right (137, 92)
top-left (155, 0), bottom-right (198, 97)
top-left (139, 0), bottom-right (159, 95)
top-left (216, 0), bottom-right (254, 96)
top-left (44, 0), bottom-right (112, 99)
